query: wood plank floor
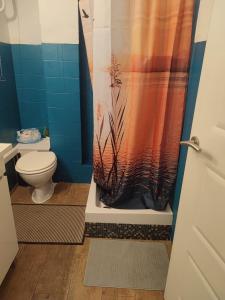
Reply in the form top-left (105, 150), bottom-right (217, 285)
top-left (11, 183), bottom-right (90, 206)
top-left (0, 239), bottom-right (171, 300)
top-left (0, 184), bottom-right (171, 300)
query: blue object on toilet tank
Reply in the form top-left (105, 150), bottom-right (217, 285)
top-left (17, 128), bottom-right (41, 144)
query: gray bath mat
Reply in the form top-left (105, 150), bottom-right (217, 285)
top-left (84, 239), bottom-right (169, 290)
top-left (12, 204), bottom-right (85, 244)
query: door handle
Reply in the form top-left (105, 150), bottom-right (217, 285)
top-left (180, 136), bottom-right (201, 152)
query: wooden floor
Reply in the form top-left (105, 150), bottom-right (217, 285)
top-left (11, 183), bottom-right (90, 206)
top-left (0, 239), bottom-right (171, 300)
top-left (0, 184), bottom-right (172, 300)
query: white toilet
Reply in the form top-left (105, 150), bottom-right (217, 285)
top-left (15, 138), bottom-right (57, 204)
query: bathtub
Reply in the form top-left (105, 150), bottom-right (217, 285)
top-left (85, 178), bottom-right (173, 225)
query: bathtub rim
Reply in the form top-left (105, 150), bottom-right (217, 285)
top-left (85, 178), bottom-right (173, 225)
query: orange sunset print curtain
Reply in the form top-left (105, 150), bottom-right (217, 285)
top-left (80, 0), bottom-right (194, 210)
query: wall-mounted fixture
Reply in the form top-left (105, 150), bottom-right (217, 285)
top-left (0, 0), bottom-right (5, 13)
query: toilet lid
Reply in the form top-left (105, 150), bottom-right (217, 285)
top-left (16, 151), bottom-right (56, 173)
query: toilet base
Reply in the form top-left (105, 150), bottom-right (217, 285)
top-left (32, 181), bottom-right (56, 204)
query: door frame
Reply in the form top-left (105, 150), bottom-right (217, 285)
top-left (172, 0), bottom-right (207, 232)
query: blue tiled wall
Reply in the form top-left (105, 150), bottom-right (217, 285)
top-left (11, 44), bottom-right (48, 130)
top-left (12, 43), bottom-right (92, 182)
top-left (0, 43), bottom-right (20, 143)
top-left (43, 43), bottom-right (89, 182)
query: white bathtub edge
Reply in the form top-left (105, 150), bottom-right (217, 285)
top-left (85, 178), bottom-right (173, 225)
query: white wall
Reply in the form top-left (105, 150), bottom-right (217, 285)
top-left (2, 0), bottom-right (214, 45)
top-left (4, 0), bottom-right (79, 45)
top-left (0, 11), bottom-right (10, 43)
top-left (39, 0), bottom-right (78, 44)
top-left (6, 0), bottom-right (41, 44)
top-left (195, 0), bottom-right (215, 42)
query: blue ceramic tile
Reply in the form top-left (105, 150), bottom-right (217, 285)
top-left (22, 59), bottom-right (43, 75)
top-left (15, 74), bottom-right (23, 89)
top-left (54, 165), bottom-right (70, 182)
top-left (49, 120), bottom-right (81, 137)
top-left (72, 164), bottom-right (92, 182)
top-left (55, 162), bottom-right (92, 183)
top-left (16, 88), bottom-right (23, 101)
top-left (19, 101), bottom-right (48, 128)
top-left (51, 134), bottom-right (81, 154)
top-left (22, 75), bottom-right (45, 89)
top-left (0, 43), bottom-right (20, 143)
top-left (72, 89), bottom-right (81, 102)
top-left (21, 88), bottom-right (46, 102)
top-left (51, 144), bottom-right (82, 163)
top-left (57, 45), bottom-right (63, 60)
top-left (63, 61), bottom-right (79, 78)
top-left (62, 44), bottom-right (79, 62)
top-left (12, 58), bottom-right (22, 75)
top-left (11, 44), bottom-right (21, 58)
top-left (47, 93), bottom-right (79, 110)
top-left (20, 44), bottom-right (42, 61)
top-left (45, 77), bottom-right (64, 93)
top-left (48, 107), bottom-right (80, 125)
top-left (47, 108), bottom-right (64, 123)
top-left (56, 160), bottom-right (81, 179)
top-left (64, 78), bottom-right (80, 94)
top-left (4, 42), bottom-right (92, 181)
top-left (41, 44), bottom-right (58, 60)
top-left (54, 149), bottom-right (81, 164)
top-left (43, 60), bottom-right (63, 77)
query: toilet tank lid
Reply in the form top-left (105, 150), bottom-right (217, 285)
top-left (16, 151), bottom-right (56, 173)
top-left (16, 137), bottom-right (50, 151)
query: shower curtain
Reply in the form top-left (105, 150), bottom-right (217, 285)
top-left (80, 0), bottom-right (195, 210)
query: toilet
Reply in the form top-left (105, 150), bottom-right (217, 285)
top-left (15, 138), bottom-right (57, 204)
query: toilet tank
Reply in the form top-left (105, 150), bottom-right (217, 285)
top-left (16, 137), bottom-right (51, 156)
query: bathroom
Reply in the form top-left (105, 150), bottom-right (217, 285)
top-left (0, 0), bottom-right (224, 299)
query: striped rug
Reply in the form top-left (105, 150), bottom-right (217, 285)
top-left (12, 204), bottom-right (85, 244)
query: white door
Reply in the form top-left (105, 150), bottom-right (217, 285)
top-left (165, 1), bottom-right (225, 299)
top-left (0, 157), bottom-right (18, 284)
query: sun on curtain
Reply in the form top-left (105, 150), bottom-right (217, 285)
top-left (80, 0), bottom-right (194, 210)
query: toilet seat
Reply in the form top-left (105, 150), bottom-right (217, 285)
top-left (15, 151), bottom-right (57, 175)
